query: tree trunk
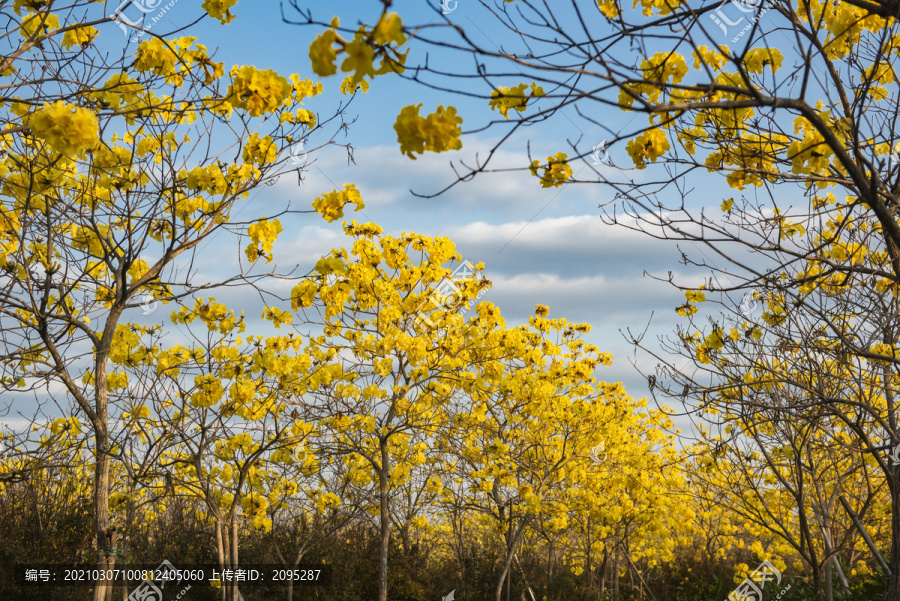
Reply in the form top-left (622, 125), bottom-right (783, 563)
top-left (215, 520), bottom-right (226, 601)
top-left (91, 305), bottom-right (124, 601)
top-left (121, 484), bottom-right (136, 601)
top-left (93, 422), bottom-right (114, 601)
top-left (810, 557), bottom-right (822, 601)
top-left (547, 540), bottom-right (554, 601)
top-left (613, 542), bottom-right (620, 601)
top-left (286, 550), bottom-right (305, 601)
top-left (883, 487), bottom-right (900, 601)
top-left (229, 516), bottom-right (240, 601)
top-left (585, 519), bottom-right (593, 592)
top-left (598, 549), bottom-right (609, 600)
top-left (379, 439), bottom-right (391, 601)
top-left (496, 508), bottom-right (522, 601)
top-left (495, 552), bottom-right (515, 601)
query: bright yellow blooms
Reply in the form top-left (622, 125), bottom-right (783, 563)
top-left (226, 65), bottom-right (292, 117)
top-left (202, 0), bottom-right (238, 24)
top-left (394, 104), bottom-right (463, 159)
top-left (241, 133), bottom-right (278, 165)
top-left (529, 152), bottom-right (572, 187)
top-left (626, 129), bottom-right (669, 169)
top-left (61, 24), bottom-right (98, 49)
top-left (489, 82), bottom-right (546, 120)
top-left (28, 101), bottom-right (99, 157)
top-left (311, 184), bottom-right (366, 223)
top-left (245, 218), bottom-right (283, 263)
top-left (309, 13), bottom-right (407, 85)
top-left (310, 29), bottom-right (340, 77)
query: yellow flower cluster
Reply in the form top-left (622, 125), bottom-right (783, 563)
top-left (488, 82), bottom-right (545, 120)
top-left (262, 306), bottom-right (293, 328)
top-left (28, 100), bottom-right (99, 157)
top-left (134, 38), bottom-right (179, 76)
top-left (191, 373), bottom-right (225, 407)
top-left (371, 12), bottom-right (406, 46)
top-left (342, 39), bottom-right (378, 86)
top-left (596, 0), bottom-right (621, 18)
top-left (617, 52), bottom-right (689, 108)
top-left (787, 129), bottom-right (831, 177)
top-left (50, 417), bottom-right (82, 438)
top-left (626, 129), bottom-right (669, 169)
top-left (798, 0), bottom-right (883, 59)
top-left (692, 45), bottom-right (730, 71)
top-left (686, 289), bottom-right (706, 303)
top-left (290, 74), bottom-right (324, 103)
top-left (290, 280), bottom-right (317, 311)
top-left (226, 65), bottom-right (292, 117)
top-left (202, 0), bottom-right (238, 24)
top-left (394, 104), bottom-right (463, 159)
top-left (870, 343), bottom-right (898, 365)
top-left (241, 490), bottom-right (268, 516)
top-left (241, 133), bottom-right (278, 165)
top-left (641, 52), bottom-right (688, 84)
top-left (61, 24), bottom-right (98, 49)
top-left (676, 304), bottom-right (697, 317)
top-left (632, 0), bottom-right (685, 17)
top-left (742, 48), bottom-right (784, 74)
top-left (310, 29), bottom-right (339, 77)
top-left (311, 183), bottom-right (366, 223)
top-left (91, 74), bottom-right (144, 110)
top-left (285, 107), bottom-right (316, 127)
top-left (19, 10), bottom-right (59, 39)
top-left (711, 133), bottom-right (788, 189)
top-left (309, 13), bottom-right (407, 86)
top-left (316, 492), bottom-right (341, 513)
top-left (340, 76), bottom-right (369, 95)
top-left (529, 152), bottom-right (572, 188)
top-left (245, 218), bottom-right (283, 263)
top-left (172, 298), bottom-right (243, 334)
top-left (183, 164), bottom-right (227, 195)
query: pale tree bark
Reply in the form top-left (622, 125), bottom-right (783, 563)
top-left (379, 438), bottom-right (391, 601)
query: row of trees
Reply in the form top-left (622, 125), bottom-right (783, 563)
top-left (0, 372), bottom-right (892, 601)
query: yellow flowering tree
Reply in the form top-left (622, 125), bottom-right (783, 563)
top-left (439, 305), bottom-right (677, 601)
top-left (288, 219), bottom-right (495, 601)
top-left (106, 295), bottom-right (328, 601)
